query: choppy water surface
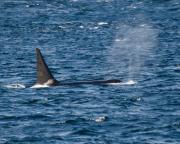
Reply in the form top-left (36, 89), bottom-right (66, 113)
top-left (0, 0), bottom-right (180, 143)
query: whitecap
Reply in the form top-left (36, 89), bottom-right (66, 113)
top-left (98, 22), bottom-right (108, 26)
top-left (95, 116), bottom-right (106, 122)
top-left (58, 25), bottom-right (66, 29)
top-left (89, 26), bottom-right (99, 30)
top-left (79, 25), bottom-right (84, 29)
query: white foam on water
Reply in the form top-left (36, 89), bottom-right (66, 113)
top-left (71, 0), bottom-right (79, 2)
top-left (58, 25), bottom-right (66, 29)
top-left (91, 26), bottom-right (99, 30)
top-left (30, 84), bottom-right (50, 89)
top-left (79, 25), bottom-right (84, 29)
top-left (109, 80), bottom-right (137, 86)
top-left (97, 0), bottom-right (113, 2)
top-left (5, 83), bottom-right (26, 89)
top-left (98, 22), bottom-right (108, 26)
top-left (109, 82), bottom-right (122, 85)
top-left (95, 116), bottom-right (106, 122)
top-left (123, 80), bottom-right (137, 85)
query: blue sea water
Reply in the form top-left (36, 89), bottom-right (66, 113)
top-left (0, 0), bottom-right (180, 143)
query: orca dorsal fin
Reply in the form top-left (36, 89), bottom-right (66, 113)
top-left (36, 48), bottom-right (58, 85)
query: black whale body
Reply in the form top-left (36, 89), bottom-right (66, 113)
top-left (34, 48), bottom-right (121, 87)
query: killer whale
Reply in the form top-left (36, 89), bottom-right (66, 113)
top-left (34, 48), bottom-right (121, 87)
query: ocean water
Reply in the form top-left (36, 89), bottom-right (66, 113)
top-left (0, 0), bottom-right (180, 143)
